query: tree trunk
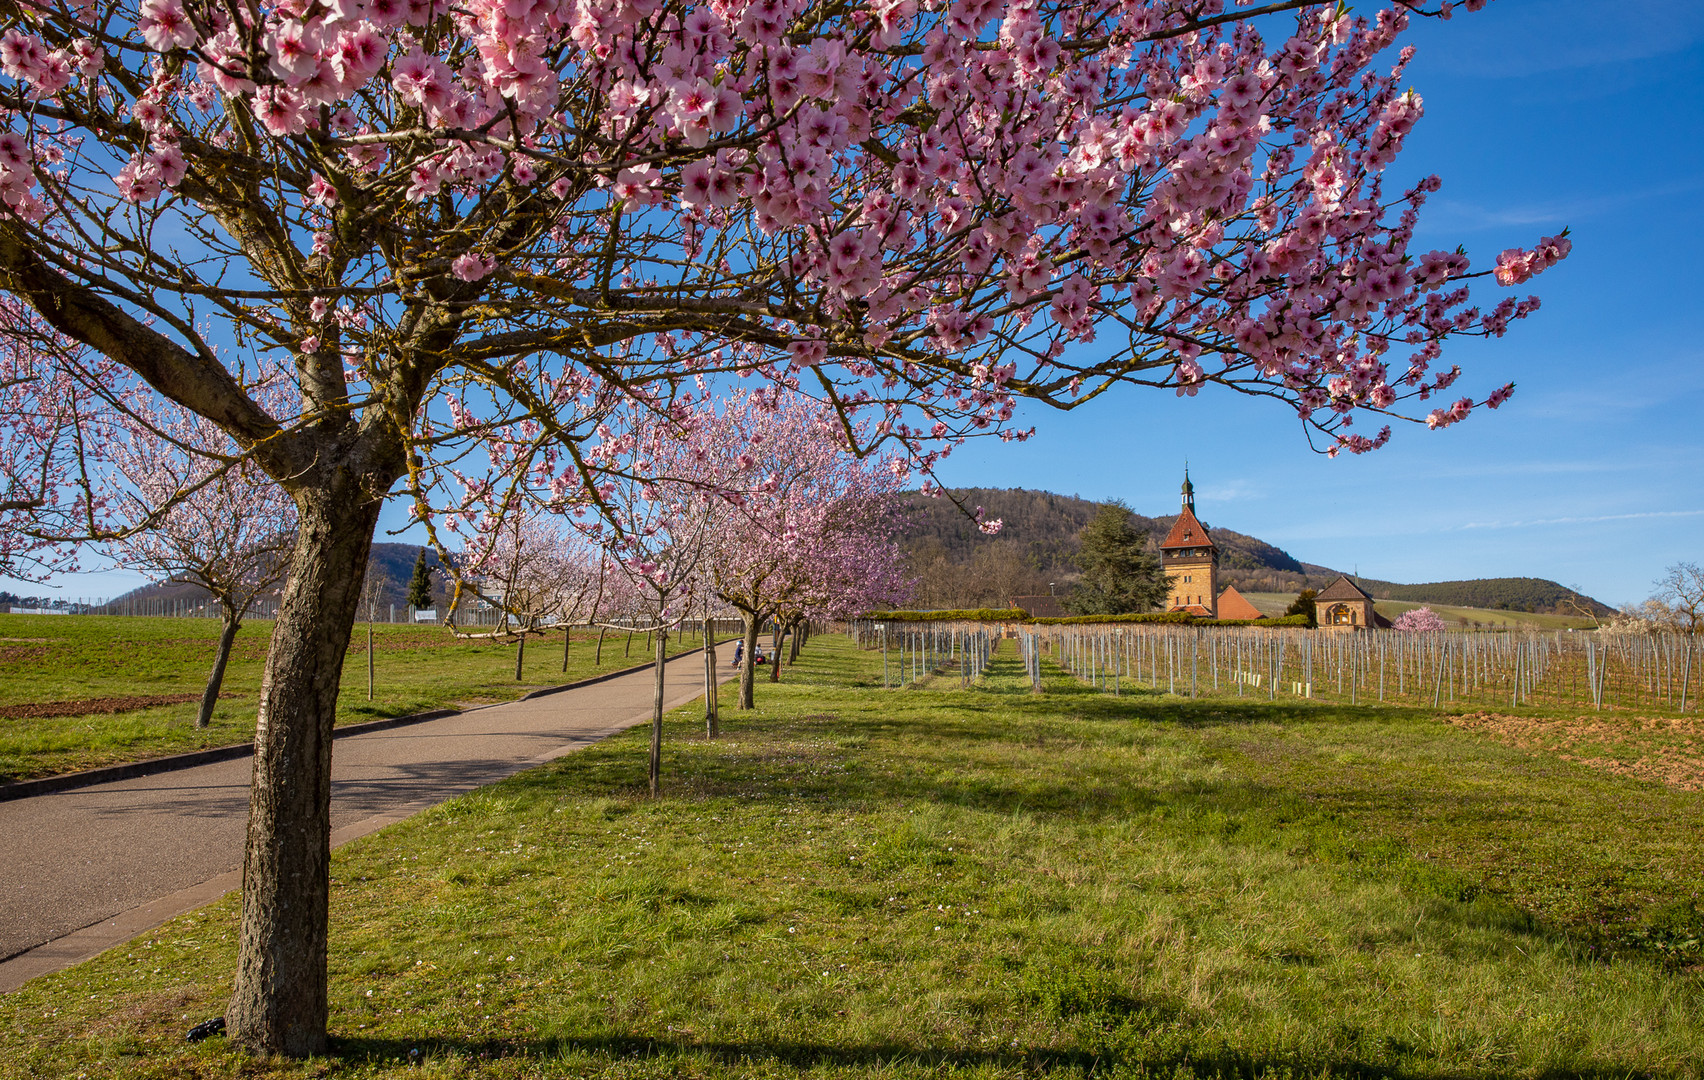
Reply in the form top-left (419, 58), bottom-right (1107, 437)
top-left (788, 619), bottom-right (802, 664)
top-left (650, 626), bottom-right (666, 797)
top-left (562, 625), bottom-right (571, 673)
top-left (769, 622), bottom-right (785, 683)
top-left (595, 626), bottom-right (606, 664)
top-left (624, 627), bottom-right (634, 657)
top-left (738, 610), bottom-right (760, 709)
top-left (366, 621), bottom-right (374, 701)
top-left (197, 611), bottom-right (242, 729)
top-left (226, 486), bottom-right (384, 1058)
top-left (515, 633), bottom-right (526, 680)
top-left (703, 614), bottom-right (719, 738)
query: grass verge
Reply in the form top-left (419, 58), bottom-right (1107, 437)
top-left (0, 615), bottom-right (710, 783)
top-left (0, 635), bottom-right (1700, 1078)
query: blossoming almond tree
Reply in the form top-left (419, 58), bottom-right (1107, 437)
top-left (692, 390), bottom-right (911, 706)
top-left (446, 510), bottom-right (603, 679)
top-left (0, 300), bottom-right (110, 578)
top-left (1392, 605), bottom-right (1446, 633)
top-left (0, 0), bottom-right (1569, 1054)
top-left (98, 384), bottom-right (298, 727)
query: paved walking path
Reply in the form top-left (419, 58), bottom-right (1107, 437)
top-left (0, 646), bottom-right (735, 992)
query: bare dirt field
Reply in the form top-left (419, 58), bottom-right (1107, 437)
top-left (1445, 710), bottom-right (1704, 791)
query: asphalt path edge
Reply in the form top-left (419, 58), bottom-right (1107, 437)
top-left (0, 643), bottom-right (732, 803)
top-left (0, 643), bottom-right (741, 992)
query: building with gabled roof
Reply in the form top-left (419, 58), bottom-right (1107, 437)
top-left (1315, 574), bottom-right (1392, 629)
top-left (1160, 470), bottom-right (1219, 617)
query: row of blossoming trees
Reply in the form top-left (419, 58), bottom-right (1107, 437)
top-left (2, 320), bottom-right (911, 730)
top-left (0, 0), bottom-right (1571, 1054)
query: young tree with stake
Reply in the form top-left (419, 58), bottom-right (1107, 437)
top-left (0, 0), bottom-right (1569, 1054)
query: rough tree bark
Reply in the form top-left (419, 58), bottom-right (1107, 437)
top-left (702, 613), bottom-right (719, 738)
top-left (738, 610), bottom-right (761, 709)
top-left (197, 606), bottom-right (242, 729)
top-left (769, 623), bottom-right (785, 683)
top-left (226, 477), bottom-right (391, 1056)
top-left (649, 626), bottom-right (666, 797)
top-left (514, 634), bottom-right (526, 680)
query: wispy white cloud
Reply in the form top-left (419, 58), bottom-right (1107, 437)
top-left (1417, 177), bottom-right (1704, 235)
top-left (1457, 509), bottom-right (1704, 531)
top-left (1197, 477), bottom-right (1267, 504)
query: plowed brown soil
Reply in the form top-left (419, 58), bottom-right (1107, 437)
top-left (1445, 711), bottom-right (1704, 791)
top-left (0, 694), bottom-right (218, 721)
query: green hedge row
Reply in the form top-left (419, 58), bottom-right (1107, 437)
top-left (861, 610), bottom-right (1311, 629)
top-left (1031, 612), bottom-right (1311, 628)
top-left (864, 607), bottom-right (1031, 623)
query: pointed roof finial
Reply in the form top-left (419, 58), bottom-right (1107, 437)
top-left (1181, 463), bottom-right (1195, 511)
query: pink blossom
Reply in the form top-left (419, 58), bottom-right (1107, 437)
top-left (138, 0), bottom-right (198, 52)
top-left (451, 253), bottom-right (498, 281)
top-left (252, 87), bottom-right (307, 136)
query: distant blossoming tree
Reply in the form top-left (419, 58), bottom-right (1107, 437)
top-left (0, 0), bottom-right (1569, 1054)
top-left (693, 391), bottom-right (911, 707)
top-left (0, 300), bottom-right (108, 578)
top-left (449, 512), bottom-right (604, 679)
top-left (99, 385), bottom-right (297, 728)
top-left (1393, 606), bottom-right (1446, 633)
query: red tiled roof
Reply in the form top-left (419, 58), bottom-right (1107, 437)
top-left (1159, 507), bottom-right (1215, 550)
top-left (1215, 586), bottom-right (1265, 621)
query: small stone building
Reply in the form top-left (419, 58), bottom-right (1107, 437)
top-left (1315, 575), bottom-right (1391, 629)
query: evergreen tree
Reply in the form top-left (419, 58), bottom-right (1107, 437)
top-left (406, 549), bottom-right (434, 610)
top-left (1062, 502), bottom-right (1166, 615)
top-left (1285, 588), bottom-right (1318, 628)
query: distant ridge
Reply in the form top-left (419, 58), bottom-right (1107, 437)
top-left (69, 494), bottom-right (1613, 620)
top-left (899, 487), bottom-right (1612, 616)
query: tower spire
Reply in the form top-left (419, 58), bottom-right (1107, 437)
top-left (1181, 464), bottom-right (1195, 513)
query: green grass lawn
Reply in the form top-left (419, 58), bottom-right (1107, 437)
top-left (0, 614), bottom-right (711, 784)
top-left (1, 634), bottom-right (1700, 1078)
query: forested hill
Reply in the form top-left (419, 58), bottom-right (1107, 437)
top-left (1348, 577), bottom-right (1612, 615)
top-left (898, 487), bottom-right (1612, 615)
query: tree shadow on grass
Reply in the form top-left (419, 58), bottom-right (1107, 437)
top-left (328, 1031), bottom-right (1659, 1080)
top-left (494, 712), bottom-right (1559, 956)
top-left (487, 649), bottom-right (1702, 968)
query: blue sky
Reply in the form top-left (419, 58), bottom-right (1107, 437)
top-left (936, 0), bottom-right (1704, 607)
top-left (15, 0), bottom-right (1702, 609)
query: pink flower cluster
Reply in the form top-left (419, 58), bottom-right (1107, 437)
top-left (1494, 234), bottom-right (1572, 286)
top-left (0, 0), bottom-right (1570, 482)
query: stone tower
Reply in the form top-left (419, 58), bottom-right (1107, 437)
top-left (1160, 469), bottom-right (1219, 616)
